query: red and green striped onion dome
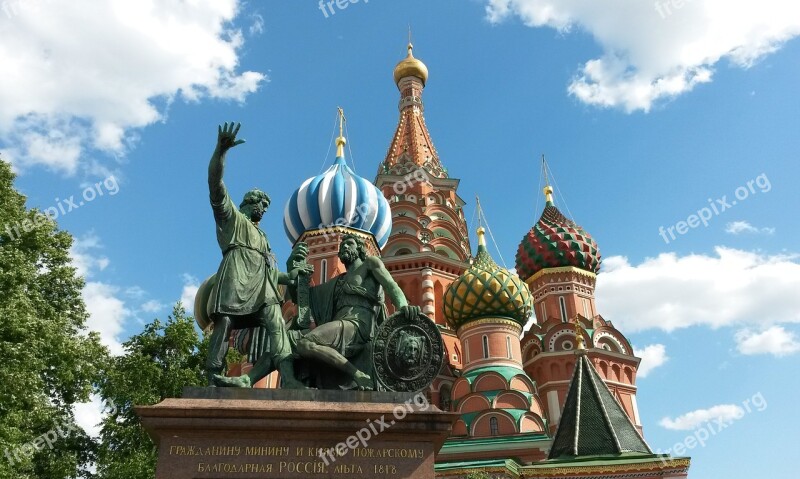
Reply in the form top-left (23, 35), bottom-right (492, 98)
top-left (515, 186), bottom-right (601, 281)
top-left (444, 227), bottom-right (533, 329)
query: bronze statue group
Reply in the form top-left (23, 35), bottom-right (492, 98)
top-left (201, 123), bottom-right (423, 391)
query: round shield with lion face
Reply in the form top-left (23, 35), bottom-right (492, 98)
top-left (372, 311), bottom-right (444, 392)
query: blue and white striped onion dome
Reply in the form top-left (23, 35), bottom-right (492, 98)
top-left (283, 155), bottom-right (392, 248)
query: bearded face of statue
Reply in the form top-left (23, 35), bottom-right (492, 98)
top-left (242, 201), bottom-right (267, 223)
top-left (338, 238), bottom-right (360, 265)
top-left (239, 189), bottom-right (270, 224)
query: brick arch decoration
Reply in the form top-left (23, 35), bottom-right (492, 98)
top-left (472, 410), bottom-right (518, 437)
top-left (458, 394), bottom-right (492, 414)
top-left (545, 327), bottom-right (580, 352)
top-left (593, 329), bottom-right (629, 354)
top-left (452, 419), bottom-right (468, 436)
top-left (493, 391), bottom-right (529, 410)
top-left (519, 413), bottom-right (547, 433)
top-left (509, 374), bottom-right (534, 394)
top-left (451, 378), bottom-right (472, 402)
top-left (473, 372), bottom-right (508, 392)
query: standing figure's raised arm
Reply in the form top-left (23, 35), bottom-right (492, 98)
top-left (208, 122), bottom-right (245, 204)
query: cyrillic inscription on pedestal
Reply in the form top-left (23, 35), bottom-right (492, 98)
top-left (161, 438), bottom-right (432, 478)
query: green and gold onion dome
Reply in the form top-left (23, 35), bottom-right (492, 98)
top-left (393, 43), bottom-right (429, 86)
top-left (515, 185), bottom-right (601, 281)
top-left (443, 227), bottom-right (533, 329)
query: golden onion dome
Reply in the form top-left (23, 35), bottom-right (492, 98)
top-left (443, 227), bottom-right (533, 329)
top-left (393, 43), bottom-right (429, 86)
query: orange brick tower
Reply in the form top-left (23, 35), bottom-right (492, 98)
top-left (374, 43), bottom-right (472, 407)
top-left (516, 173), bottom-right (643, 434)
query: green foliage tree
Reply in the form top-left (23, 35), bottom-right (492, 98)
top-left (94, 304), bottom-right (208, 479)
top-left (0, 159), bottom-right (108, 479)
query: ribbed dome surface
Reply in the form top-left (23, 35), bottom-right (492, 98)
top-left (444, 243), bottom-right (533, 329)
top-left (283, 156), bottom-right (392, 248)
top-left (515, 204), bottom-right (601, 281)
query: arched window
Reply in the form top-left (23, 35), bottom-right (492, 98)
top-left (490, 417), bottom-right (499, 436)
top-left (559, 297), bottom-right (568, 323)
top-left (320, 259), bottom-right (328, 284)
top-left (506, 336), bottom-right (512, 359)
top-left (482, 335), bottom-right (489, 359)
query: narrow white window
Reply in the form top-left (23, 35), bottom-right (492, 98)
top-left (482, 335), bottom-right (489, 359)
top-left (540, 302), bottom-right (546, 322)
top-left (559, 296), bottom-right (568, 323)
top-left (320, 259), bottom-right (328, 283)
top-left (506, 336), bottom-right (512, 359)
top-left (583, 298), bottom-right (589, 319)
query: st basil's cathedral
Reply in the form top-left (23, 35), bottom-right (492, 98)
top-left (226, 42), bottom-right (692, 479)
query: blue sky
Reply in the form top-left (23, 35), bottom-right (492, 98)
top-left (2, 1), bottom-right (799, 477)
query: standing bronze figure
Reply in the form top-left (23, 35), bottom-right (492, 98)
top-left (205, 122), bottom-right (309, 388)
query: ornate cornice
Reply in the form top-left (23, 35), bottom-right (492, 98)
top-left (526, 266), bottom-right (597, 286)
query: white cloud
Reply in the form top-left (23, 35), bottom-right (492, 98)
top-left (725, 220), bottom-right (775, 235)
top-left (485, 0), bottom-right (800, 112)
top-left (660, 404), bottom-right (744, 430)
top-left (249, 13), bottom-right (265, 36)
top-left (0, 0), bottom-right (266, 175)
top-left (634, 344), bottom-right (669, 378)
top-left (596, 247), bottom-right (800, 333)
top-left (69, 232), bottom-right (128, 354)
top-left (83, 282), bottom-right (130, 355)
top-left (69, 234), bottom-right (110, 278)
top-left (735, 326), bottom-right (800, 356)
top-left (124, 286), bottom-right (147, 299)
top-left (140, 299), bottom-right (165, 314)
top-left (180, 274), bottom-right (200, 314)
top-left (73, 395), bottom-right (106, 438)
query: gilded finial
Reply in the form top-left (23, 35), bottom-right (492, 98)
top-left (574, 319), bottom-right (586, 352)
top-left (476, 196), bottom-right (487, 248)
top-left (542, 154), bottom-right (554, 205)
top-left (393, 35), bottom-right (428, 86)
top-left (336, 107), bottom-right (347, 157)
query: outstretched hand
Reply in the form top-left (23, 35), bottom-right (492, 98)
top-left (217, 122), bottom-right (245, 153)
top-left (400, 305), bottom-right (421, 321)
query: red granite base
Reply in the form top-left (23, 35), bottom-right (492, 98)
top-left (136, 389), bottom-right (458, 479)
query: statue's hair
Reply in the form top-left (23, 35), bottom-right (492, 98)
top-left (240, 188), bottom-right (271, 210)
top-left (341, 233), bottom-right (368, 261)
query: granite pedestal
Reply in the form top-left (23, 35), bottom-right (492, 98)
top-left (136, 388), bottom-right (458, 479)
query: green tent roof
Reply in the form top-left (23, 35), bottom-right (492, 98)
top-left (548, 351), bottom-right (652, 458)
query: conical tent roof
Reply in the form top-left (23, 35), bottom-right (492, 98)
top-left (548, 351), bottom-right (652, 459)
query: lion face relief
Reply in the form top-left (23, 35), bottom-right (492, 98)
top-left (397, 331), bottom-right (424, 369)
